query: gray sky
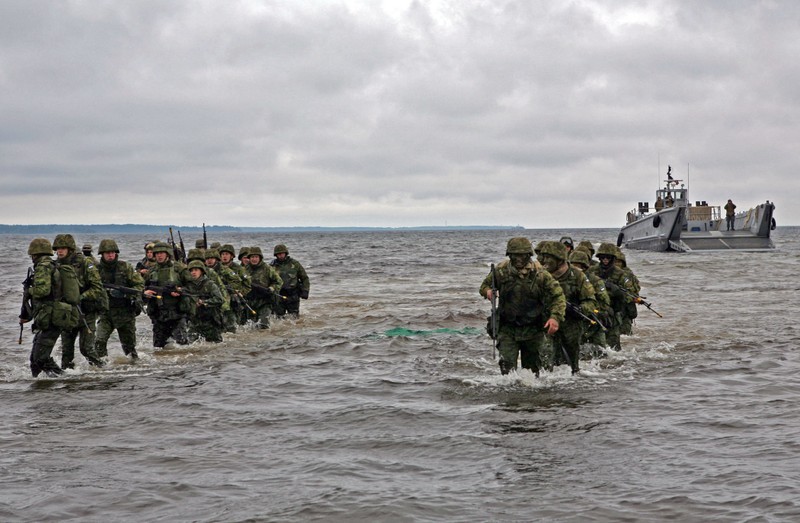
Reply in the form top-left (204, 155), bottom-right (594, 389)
top-left (1, 0), bottom-right (797, 228)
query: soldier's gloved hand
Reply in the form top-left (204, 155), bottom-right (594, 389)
top-left (300, 290), bottom-right (309, 299)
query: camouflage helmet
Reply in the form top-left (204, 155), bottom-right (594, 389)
top-left (577, 240), bottom-right (595, 255)
top-left (210, 242), bottom-right (221, 249)
top-left (145, 242), bottom-right (156, 251)
top-left (187, 248), bottom-right (205, 262)
top-left (98, 239), bottom-right (120, 254)
top-left (615, 248), bottom-right (627, 266)
top-left (559, 236), bottom-right (574, 249)
top-left (596, 242), bottom-right (618, 259)
top-left (533, 240), bottom-right (547, 255)
top-left (238, 246), bottom-right (251, 260)
top-left (274, 244), bottom-right (289, 256)
top-left (540, 240), bottom-right (568, 261)
top-left (195, 239), bottom-right (206, 249)
top-left (204, 249), bottom-right (221, 260)
top-left (249, 246), bottom-right (264, 257)
top-left (505, 237), bottom-right (533, 256)
top-left (28, 238), bottom-right (53, 256)
top-left (53, 233), bottom-right (77, 251)
top-left (152, 241), bottom-right (172, 254)
top-left (219, 244), bottom-right (236, 256)
top-left (82, 243), bottom-right (93, 253)
top-left (187, 260), bottom-right (206, 272)
top-left (569, 250), bottom-right (591, 267)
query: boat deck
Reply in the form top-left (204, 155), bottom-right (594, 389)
top-left (679, 230), bottom-right (775, 251)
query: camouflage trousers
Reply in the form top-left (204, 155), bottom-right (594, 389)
top-left (151, 317), bottom-right (189, 347)
top-left (30, 324), bottom-right (63, 377)
top-left (496, 324), bottom-right (548, 375)
top-left (60, 311), bottom-right (102, 368)
top-left (95, 308), bottom-right (138, 358)
top-left (552, 320), bottom-right (584, 374)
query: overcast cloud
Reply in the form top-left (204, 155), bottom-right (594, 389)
top-left (1, 0), bottom-right (797, 228)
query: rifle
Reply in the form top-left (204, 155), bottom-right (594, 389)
top-left (145, 284), bottom-right (202, 299)
top-left (202, 223), bottom-right (208, 250)
top-left (75, 303), bottom-right (92, 331)
top-left (169, 228), bottom-right (180, 262)
top-left (490, 264), bottom-right (498, 360)
top-left (605, 281), bottom-right (663, 318)
top-left (103, 283), bottom-right (143, 298)
top-left (249, 282), bottom-right (286, 300)
top-left (177, 230), bottom-right (187, 263)
top-left (226, 285), bottom-right (257, 316)
top-left (19, 267), bottom-right (34, 344)
top-left (566, 302), bottom-right (607, 331)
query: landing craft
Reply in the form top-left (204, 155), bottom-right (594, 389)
top-left (617, 169), bottom-right (776, 252)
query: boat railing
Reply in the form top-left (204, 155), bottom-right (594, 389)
top-left (687, 205), bottom-right (721, 221)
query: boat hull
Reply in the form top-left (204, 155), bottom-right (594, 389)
top-left (619, 207), bottom-right (683, 251)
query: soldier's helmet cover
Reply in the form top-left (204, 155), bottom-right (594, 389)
top-left (249, 246), bottom-right (264, 257)
top-left (98, 239), bottom-right (120, 254)
top-left (28, 238), bottom-right (53, 256)
top-left (596, 242), bottom-right (618, 258)
top-left (187, 260), bottom-right (206, 272)
top-left (204, 249), bottom-right (221, 260)
top-left (53, 233), bottom-right (77, 251)
top-left (506, 237), bottom-right (533, 256)
top-left (569, 250), bottom-right (591, 267)
top-left (187, 248), bottom-right (205, 262)
top-left (219, 244), bottom-right (236, 256)
top-left (540, 240), bottom-right (567, 261)
top-left (152, 242), bottom-right (171, 254)
top-left (274, 244), bottom-right (289, 256)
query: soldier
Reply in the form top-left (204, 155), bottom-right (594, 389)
top-left (136, 242), bottom-right (157, 278)
top-left (575, 241), bottom-right (598, 268)
top-left (614, 248), bottom-right (641, 336)
top-left (725, 199), bottom-right (736, 230)
top-left (95, 239), bottom-right (145, 362)
top-left (204, 248), bottom-right (244, 333)
top-left (53, 233), bottom-right (106, 369)
top-left (537, 241), bottom-right (596, 374)
top-left (220, 244), bottom-right (252, 325)
top-left (479, 237), bottom-right (566, 376)
top-left (19, 238), bottom-right (73, 377)
top-left (245, 247), bottom-right (283, 329)
top-left (143, 242), bottom-right (191, 348)
top-left (82, 243), bottom-right (97, 263)
top-left (270, 244), bottom-right (310, 317)
top-left (184, 260), bottom-right (225, 343)
top-left (569, 250), bottom-right (611, 350)
top-left (559, 236), bottom-right (574, 256)
top-left (587, 243), bottom-right (637, 350)
top-left (238, 246), bottom-right (251, 268)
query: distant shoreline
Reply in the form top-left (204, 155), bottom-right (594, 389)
top-left (0, 224), bottom-right (527, 234)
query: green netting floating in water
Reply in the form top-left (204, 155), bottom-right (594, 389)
top-left (383, 327), bottom-right (483, 337)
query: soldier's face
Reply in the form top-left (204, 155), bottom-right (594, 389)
top-left (155, 252), bottom-right (168, 263)
top-left (598, 255), bottom-right (613, 267)
top-left (249, 255), bottom-right (262, 265)
top-left (190, 268), bottom-right (203, 279)
top-left (221, 252), bottom-right (233, 263)
top-left (56, 247), bottom-right (69, 259)
top-left (146, 249), bottom-right (154, 259)
top-left (276, 253), bottom-right (287, 261)
top-left (102, 252), bottom-right (117, 262)
top-left (509, 253), bottom-right (529, 269)
top-left (205, 258), bottom-right (215, 267)
top-left (540, 254), bottom-right (559, 272)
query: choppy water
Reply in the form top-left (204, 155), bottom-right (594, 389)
top-left (1, 228), bottom-right (799, 522)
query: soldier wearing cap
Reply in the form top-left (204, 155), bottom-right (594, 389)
top-left (270, 244), bottom-right (310, 317)
top-left (95, 239), bottom-right (145, 361)
top-left (82, 243), bottom-right (98, 263)
top-left (479, 237), bottom-right (566, 376)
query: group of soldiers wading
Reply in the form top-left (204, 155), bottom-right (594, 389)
top-left (481, 236), bottom-right (645, 376)
top-left (19, 234), bottom-right (310, 378)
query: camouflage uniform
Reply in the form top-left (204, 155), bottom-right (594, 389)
top-left (538, 241), bottom-right (596, 374)
top-left (184, 260), bottom-right (225, 343)
top-left (245, 247), bottom-right (283, 329)
top-left (136, 242), bottom-right (158, 278)
top-left (270, 244), bottom-right (310, 317)
top-left (54, 234), bottom-right (106, 369)
top-left (20, 239), bottom-right (69, 377)
top-left (587, 243), bottom-right (637, 350)
top-left (220, 244), bottom-right (253, 325)
top-left (204, 248), bottom-right (244, 333)
top-left (95, 239), bottom-right (145, 361)
top-left (615, 248), bottom-right (640, 336)
top-left (144, 242), bottom-right (191, 347)
top-left (480, 238), bottom-right (566, 375)
top-left (570, 250), bottom-right (611, 350)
